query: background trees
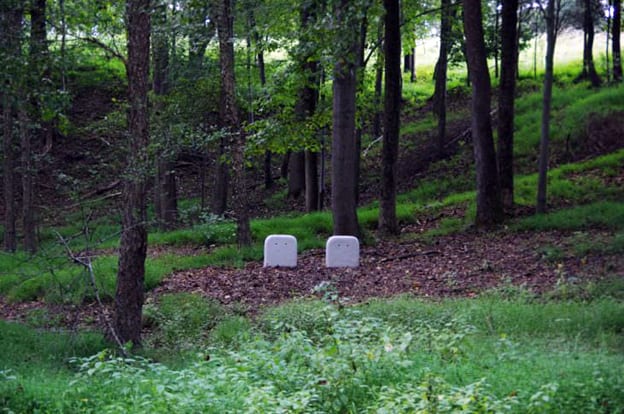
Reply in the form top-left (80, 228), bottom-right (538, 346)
top-left (1, 0), bottom-right (622, 346)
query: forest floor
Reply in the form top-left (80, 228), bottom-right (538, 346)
top-left (2, 221), bottom-right (623, 330)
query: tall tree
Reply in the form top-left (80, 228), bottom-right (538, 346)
top-left (463, 0), bottom-right (503, 226)
top-left (497, 0), bottom-right (519, 211)
top-left (1, 1), bottom-right (23, 252)
top-left (433, 0), bottom-right (454, 157)
top-left (378, 0), bottom-right (401, 235)
top-left (152, 0), bottom-right (178, 230)
top-left (536, 0), bottom-right (560, 213)
top-left (331, 0), bottom-right (360, 236)
top-left (296, 0), bottom-right (321, 212)
top-left (577, 0), bottom-right (600, 86)
top-left (613, 0), bottom-right (622, 82)
top-left (216, 0), bottom-right (251, 246)
top-left (114, 0), bottom-right (151, 346)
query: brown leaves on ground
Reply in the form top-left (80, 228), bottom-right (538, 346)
top-left (1, 229), bottom-right (622, 327)
top-left (154, 229), bottom-right (623, 313)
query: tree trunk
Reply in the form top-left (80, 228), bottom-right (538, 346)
top-left (287, 151), bottom-right (305, 198)
top-left (462, 0), bottom-right (503, 226)
top-left (2, 93), bottom-right (16, 252)
top-left (353, 12), bottom-right (368, 206)
top-left (434, 0), bottom-right (452, 157)
top-left (372, 19), bottom-right (384, 139)
top-left (304, 150), bottom-right (318, 212)
top-left (114, 0), bottom-right (150, 347)
top-left (331, 0), bottom-right (360, 236)
top-left (497, 0), bottom-right (518, 211)
top-left (20, 106), bottom-right (37, 254)
top-left (217, 0), bottom-right (251, 246)
top-left (153, 1), bottom-right (177, 229)
top-left (613, 0), bottom-right (622, 82)
top-left (1, 1), bottom-right (22, 253)
top-left (378, 0), bottom-right (401, 235)
top-left (211, 137), bottom-right (228, 215)
top-left (187, 1), bottom-right (213, 78)
top-left (537, 0), bottom-right (557, 214)
top-left (580, 0), bottom-right (601, 86)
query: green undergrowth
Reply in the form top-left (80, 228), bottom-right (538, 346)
top-left (1, 292), bottom-right (623, 413)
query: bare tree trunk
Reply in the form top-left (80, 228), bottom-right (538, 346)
top-left (153, 1), bottom-right (177, 229)
top-left (497, 0), bottom-right (518, 211)
top-left (217, 0), bottom-right (251, 246)
top-left (434, 0), bottom-right (453, 157)
top-left (537, 0), bottom-right (558, 214)
top-left (378, 0), bottom-right (401, 235)
top-left (579, 0), bottom-right (601, 86)
top-left (372, 19), bottom-right (384, 139)
top-left (2, 94), bottom-right (16, 252)
top-left (211, 137), bottom-right (228, 215)
top-left (1, 1), bottom-right (22, 252)
top-left (463, 0), bottom-right (503, 226)
top-left (613, 0), bottom-right (622, 82)
top-left (288, 151), bottom-right (305, 198)
top-left (114, 0), bottom-right (151, 347)
top-left (331, 0), bottom-right (360, 236)
top-left (20, 106), bottom-right (37, 254)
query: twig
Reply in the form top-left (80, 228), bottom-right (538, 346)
top-left (379, 250), bottom-right (440, 263)
top-left (54, 230), bottom-right (128, 357)
top-left (362, 136), bottom-right (382, 157)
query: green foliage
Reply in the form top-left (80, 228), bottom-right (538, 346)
top-left (143, 293), bottom-right (227, 352)
top-left (3, 295), bottom-right (624, 412)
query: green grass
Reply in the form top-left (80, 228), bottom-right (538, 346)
top-left (2, 294), bottom-right (622, 412)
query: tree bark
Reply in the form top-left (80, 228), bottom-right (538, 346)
top-left (331, 0), bottom-right (359, 236)
top-left (153, 1), bottom-right (177, 229)
top-left (537, 0), bottom-right (558, 214)
top-left (497, 0), bottom-right (518, 211)
top-left (217, 0), bottom-right (251, 246)
top-left (20, 106), bottom-right (37, 254)
top-left (287, 151), bottom-right (305, 198)
top-left (378, 0), bottom-right (401, 236)
top-left (433, 0), bottom-right (453, 157)
top-left (1, 1), bottom-right (22, 252)
top-left (372, 19), bottom-right (384, 140)
top-left (2, 93), bottom-right (16, 252)
top-left (462, 0), bottom-right (503, 226)
top-left (579, 0), bottom-right (601, 86)
top-left (613, 0), bottom-right (622, 82)
top-left (114, 0), bottom-right (150, 347)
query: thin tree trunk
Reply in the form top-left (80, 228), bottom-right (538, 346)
top-left (211, 137), bottom-right (228, 215)
top-left (537, 0), bottom-right (557, 214)
top-left (434, 0), bottom-right (452, 157)
top-left (114, 0), bottom-right (150, 347)
top-left (153, 1), bottom-right (177, 229)
top-left (613, 0), bottom-right (622, 82)
top-left (372, 19), bottom-right (384, 139)
top-left (20, 106), bottom-right (36, 254)
top-left (463, 0), bottom-right (503, 226)
top-left (353, 13), bottom-right (368, 206)
top-left (497, 0), bottom-right (518, 211)
top-left (379, 0), bottom-right (401, 235)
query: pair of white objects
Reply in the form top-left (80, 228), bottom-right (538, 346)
top-left (263, 234), bottom-right (360, 268)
